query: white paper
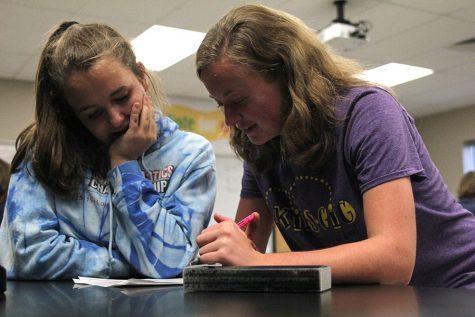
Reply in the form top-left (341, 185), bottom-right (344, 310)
top-left (73, 276), bottom-right (183, 287)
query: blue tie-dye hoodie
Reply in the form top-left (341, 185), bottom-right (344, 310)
top-left (0, 115), bottom-right (216, 279)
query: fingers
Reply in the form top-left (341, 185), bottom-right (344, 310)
top-left (198, 219), bottom-right (231, 244)
top-left (214, 213), bottom-right (232, 223)
top-left (199, 214), bottom-right (234, 238)
top-left (245, 211), bottom-right (260, 237)
top-left (139, 97), bottom-right (150, 128)
top-left (196, 225), bottom-right (218, 247)
top-left (196, 223), bottom-right (235, 264)
top-left (196, 220), bottom-right (262, 265)
top-left (140, 95), bottom-right (157, 134)
top-left (128, 95), bottom-right (156, 142)
top-left (129, 102), bottom-right (141, 128)
top-left (197, 220), bottom-right (241, 248)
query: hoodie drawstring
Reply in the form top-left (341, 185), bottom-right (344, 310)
top-left (108, 189), bottom-right (114, 261)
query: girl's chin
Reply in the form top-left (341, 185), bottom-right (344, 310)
top-left (245, 129), bottom-right (278, 145)
top-left (247, 135), bottom-right (270, 146)
top-left (106, 131), bottom-right (127, 145)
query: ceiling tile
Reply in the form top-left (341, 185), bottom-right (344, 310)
top-left (77, 0), bottom-right (188, 25)
top-left (0, 2), bottom-right (75, 54)
top-left (384, 0), bottom-right (475, 14)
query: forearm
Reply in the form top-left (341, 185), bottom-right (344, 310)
top-left (256, 237), bottom-right (414, 285)
top-left (9, 232), bottom-right (128, 279)
top-left (236, 198), bottom-right (274, 253)
top-left (109, 161), bottom-right (215, 277)
top-left (4, 167), bottom-right (129, 279)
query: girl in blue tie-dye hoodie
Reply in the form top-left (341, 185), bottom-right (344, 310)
top-left (0, 21), bottom-right (216, 280)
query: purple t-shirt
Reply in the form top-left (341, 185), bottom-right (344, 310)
top-left (241, 87), bottom-right (475, 289)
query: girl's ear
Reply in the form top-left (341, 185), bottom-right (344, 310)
top-left (137, 62), bottom-right (149, 92)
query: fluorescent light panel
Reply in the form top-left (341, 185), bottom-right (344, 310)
top-left (360, 62), bottom-right (433, 87)
top-left (132, 25), bottom-right (205, 71)
top-left (132, 25), bottom-right (433, 87)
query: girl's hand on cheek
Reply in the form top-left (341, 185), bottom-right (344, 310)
top-left (109, 94), bottom-right (157, 168)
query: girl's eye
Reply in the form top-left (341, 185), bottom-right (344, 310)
top-left (229, 98), bottom-right (246, 107)
top-left (219, 98), bottom-right (246, 108)
top-left (115, 93), bottom-right (129, 103)
top-left (87, 109), bottom-right (103, 120)
top-left (213, 97), bottom-right (247, 109)
top-left (234, 98), bottom-right (246, 105)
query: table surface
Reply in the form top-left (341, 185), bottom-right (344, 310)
top-left (1, 281), bottom-right (475, 317)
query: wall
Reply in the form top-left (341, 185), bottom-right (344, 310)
top-left (0, 79), bottom-right (35, 143)
top-left (415, 104), bottom-right (475, 195)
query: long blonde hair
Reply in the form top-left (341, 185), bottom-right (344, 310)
top-left (196, 4), bottom-right (372, 172)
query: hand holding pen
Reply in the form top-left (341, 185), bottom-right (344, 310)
top-left (195, 212), bottom-right (264, 266)
top-left (236, 213), bottom-right (257, 230)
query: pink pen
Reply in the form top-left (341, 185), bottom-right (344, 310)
top-left (236, 213), bottom-right (256, 229)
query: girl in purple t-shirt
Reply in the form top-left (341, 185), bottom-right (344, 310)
top-left (194, 4), bottom-right (475, 289)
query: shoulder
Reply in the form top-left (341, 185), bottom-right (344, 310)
top-left (172, 129), bottom-right (214, 152)
top-left (341, 87), bottom-right (401, 113)
top-left (152, 116), bottom-right (215, 165)
top-left (156, 115), bottom-right (211, 148)
top-left (340, 86), bottom-right (413, 130)
top-left (10, 158), bottom-right (35, 181)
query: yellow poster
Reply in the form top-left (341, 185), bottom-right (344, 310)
top-left (166, 104), bottom-right (229, 141)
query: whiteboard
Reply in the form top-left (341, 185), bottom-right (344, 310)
top-left (212, 154), bottom-right (243, 222)
top-left (212, 154), bottom-right (274, 252)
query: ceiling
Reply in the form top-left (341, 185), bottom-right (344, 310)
top-left (1, 0), bottom-right (475, 118)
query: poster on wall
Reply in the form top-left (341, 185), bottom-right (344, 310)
top-left (165, 104), bottom-right (232, 156)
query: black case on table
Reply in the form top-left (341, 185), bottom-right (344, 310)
top-left (183, 265), bottom-right (331, 293)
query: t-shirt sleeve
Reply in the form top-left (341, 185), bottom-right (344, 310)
top-left (344, 88), bottom-right (426, 193)
top-left (240, 161), bottom-right (263, 198)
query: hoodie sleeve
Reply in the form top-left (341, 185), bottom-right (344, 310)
top-left (1, 163), bottom-right (129, 280)
top-left (108, 136), bottom-right (216, 278)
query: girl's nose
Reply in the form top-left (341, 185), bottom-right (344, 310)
top-left (108, 108), bottom-right (126, 128)
top-left (223, 106), bottom-right (241, 127)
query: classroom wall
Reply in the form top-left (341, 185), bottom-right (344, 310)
top-left (415, 104), bottom-right (475, 196)
top-left (0, 79), bottom-right (35, 143)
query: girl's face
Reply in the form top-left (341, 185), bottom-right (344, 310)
top-left (200, 58), bottom-right (286, 145)
top-left (64, 56), bottom-right (147, 145)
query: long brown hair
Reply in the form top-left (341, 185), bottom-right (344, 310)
top-left (196, 4), bottom-right (372, 172)
top-left (0, 159), bottom-right (10, 204)
top-left (12, 21), bottom-right (163, 196)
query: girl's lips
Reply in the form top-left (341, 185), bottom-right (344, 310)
top-left (242, 124), bottom-right (257, 134)
top-left (108, 127), bottom-right (128, 144)
top-left (236, 121), bottom-right (253, 131)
